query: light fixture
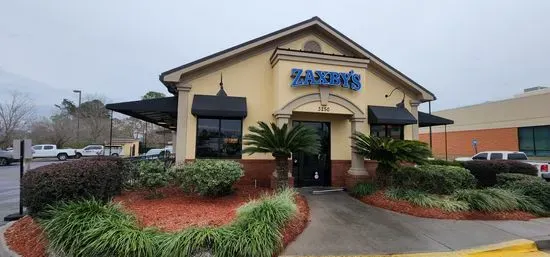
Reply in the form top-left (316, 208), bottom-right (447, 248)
top-left (169, 126), bottom-right (176, 129)
top-left (385, 88), bottom-right (405, 108)
top-left (158, 122), bottom-right (167, 125)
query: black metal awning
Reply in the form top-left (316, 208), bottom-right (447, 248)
top-left (418, 111), bottom-right (454, 127)
top-left (191, 94), bottom-right (247, 118)
top-left (105, 97), bottom-right (178, 130)
top-left (368, 105), bottom-right (417, 125)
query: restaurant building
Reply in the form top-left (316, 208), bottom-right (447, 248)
top-left (107, 17), bottom-right (444, 188)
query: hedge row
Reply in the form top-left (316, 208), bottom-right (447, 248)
top-left (22, 157), bottom-right (127, 214)
top-left (41, 189), bottom-right (297, 257)
top-left (463, 160), bottom-right (538, 187)
top-left (393, 165), bottom-right (476, 194)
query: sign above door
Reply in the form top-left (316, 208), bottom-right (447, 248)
top-left (290, 68), bottom-right (361, 91)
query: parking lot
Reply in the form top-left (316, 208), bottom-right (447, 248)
top-left (0, 160), bottom-right (59, 225)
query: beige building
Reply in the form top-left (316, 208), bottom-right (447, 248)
top-left (420, 87), bottom-right (550, 159)
top-left (108, 17), bottom-right (439, 188)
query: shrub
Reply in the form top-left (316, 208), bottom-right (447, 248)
top-left (138, 160), bottom-right (170, 198)
top-left (350, 183), bottom-right (377, 197)
top-left (496, 173), bottom-right (543, 185)
top-left (451, 188), bottom-right (545, 214)
top-left (22, 158), bottom-right (126, 214)
top-left (393, 165), bottom-right (476, 194)
top-left (174, 159), bottom-right (244, 197)
top-left (505, 161), bottom-right (538, 176)
top-left (41, 189), bottom-right (298, 257)
top-left (462, 161), bottom-right (509, 187)
top-left (500, 179), bottom-right (550, 211)
top-left (385, 188), bottom-right (469, 212)
top-left (425, 159), bottom-right (464, 167)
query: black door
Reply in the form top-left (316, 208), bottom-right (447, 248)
top-left (292, 121), bottom-right (331, 187)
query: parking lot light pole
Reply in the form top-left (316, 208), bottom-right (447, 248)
top-left (73, 90), bottom-right (82, 142)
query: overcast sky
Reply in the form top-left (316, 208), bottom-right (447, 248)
top-left (1, 0), bottom-right (549, 115)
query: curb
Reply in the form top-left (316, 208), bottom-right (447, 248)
top-left (280, 239), bottom-right (548, 257)
top-left (0, 222), bottom-right (20, 257)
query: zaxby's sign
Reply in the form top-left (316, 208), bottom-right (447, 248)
top-left (290, 68), bottom-right (361, 91)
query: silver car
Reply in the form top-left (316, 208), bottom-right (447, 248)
top-left (0, 150), bottom-right (15, 166)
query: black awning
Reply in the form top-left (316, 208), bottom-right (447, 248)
top-left (105, 97), bottom-right (178, 130)
top-left (191, 95), bottom-right (247, 118)
top-left (368, 105), bottom-right (417, 125)
top-left (418, 111), bottom-right (454, 127)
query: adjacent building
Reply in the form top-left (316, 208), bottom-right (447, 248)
top-left (107, 17), bottom-right (443, 188)
top-left (420, 87), bottom-right (550, 159)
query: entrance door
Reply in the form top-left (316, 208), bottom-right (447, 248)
top-left (292, 121), bottom-right (331, 187)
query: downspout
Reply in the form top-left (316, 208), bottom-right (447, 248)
top-left (428, 100), bottom-right (432, 149)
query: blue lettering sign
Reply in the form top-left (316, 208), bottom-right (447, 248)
top-left (291, 68), bottom-right (361, 91)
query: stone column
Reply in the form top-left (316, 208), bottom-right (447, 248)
top-left (410, 100), bottom-right (421, 140)
top-left (175, 83), bottom-right (192, 164)
top-left (346, 117), bottom-right (369, 189)
top-left (275, 113), bottom-right (291, 127)
top-left (171, 131), bottom-right (177, 154)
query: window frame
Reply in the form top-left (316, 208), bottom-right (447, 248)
top-left (489, 153), bottom-right (503, 160)
top-left (472, 153), bottom-right (488, 160)
top-left (195, 117), bottom-right (243, 159)
top-left (43, 145), bottom-right (54, 150)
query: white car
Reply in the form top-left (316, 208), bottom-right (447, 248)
top-left (455, 151), bottom-right (549, 179)
top-left (75, 145), bottom-right (123, 158)
top-left (32, 144), bottom-right (76, 161)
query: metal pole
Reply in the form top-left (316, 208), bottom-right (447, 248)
top-left (73, 90), bottom-right (82, 143)
top-left (445, 125), bottom-right (448, 161)
top-left (144, 122), bottom-right (147, 149)
top-left (19, 140), bottom-right (23, 215)
top-left (109, 110), bottom-right (113, 155)
top-left (429, 101), bottom-right (433, 149)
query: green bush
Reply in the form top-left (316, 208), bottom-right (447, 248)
top-left (41, 190), bottom-right (297, 257)
top-left (425, 159), bottom-right (464, 167)
top-left (496, 173), bottom-right (543, 185)
top-left (138, 160), bottom-right (170, 198)
top-left (505, 161), bottom-right (538, 176)
top-left (22, 158), bottom-right (126, 214)
top-left (174, 159), bottom-right (244, 197)
top-left (393, 165), bottom-right (476, 194)
top-left (462, 161), bottom-right (509, 187)
top-left (385, 188), bottom-right (470, 212)
top-left (500, 179), bottom-right (550, 211)
top-left (350, 183), bottom-right (377, 197)
top-left (451, 188), bottom-right (545, 214)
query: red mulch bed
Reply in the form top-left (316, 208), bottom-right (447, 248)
top-left (4, 186), bottom-right (310, 257)
top-left (4, 216), bottom-right (47, 257)
top-left (113, 185), bottom-right (271, 231)
top-left (359, 191), bottom-right (537, 220)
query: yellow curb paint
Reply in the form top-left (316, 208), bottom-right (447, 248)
top-left (280, 239), bottom-right (550, 257)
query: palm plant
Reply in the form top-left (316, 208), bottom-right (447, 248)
top-left (351, 132), bottom-right (431, 187)
top-left (243, 121), bottom-right (320, 189)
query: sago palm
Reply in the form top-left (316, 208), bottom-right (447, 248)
top-left (351, 132), bottom-right (431, 187)
top-left (243, 121), bottom-right (320, 189)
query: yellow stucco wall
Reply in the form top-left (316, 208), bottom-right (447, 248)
top-left (181, 33), bottom-right (419, 160)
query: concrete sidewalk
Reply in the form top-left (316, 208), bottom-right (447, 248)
top-left (283, 189), bottom-right (550, 256)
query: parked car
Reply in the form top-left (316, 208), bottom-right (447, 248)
top-left (140, 148), bottom-right (172, 160)
top-left (75, 145), bottom-right (123, 158)
top-left (0, 150), bottom-right (15, 166)
top-left (32, 144), bottom-right (76, 161)
top-left (455, 151), bottom-right (549, 179)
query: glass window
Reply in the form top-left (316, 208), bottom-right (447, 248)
top-left (489, 153), bottom-right (503, 160)
top-left (472, 153), bottom-right (488, 160)
top-left (370, 125), bottom-right (386, 138)
top-left (196, 118), bottom-right (242, 158)
top-left (508, 153), bottom-right (528, 160)
top-left (369, 125), bottom-right (403, 140)
top-left (519, 126), bottom-right (550, 157)
top-left (32, 146), bottom-right (42, 150)
top-left (43, 145), bottom-right (54, 150)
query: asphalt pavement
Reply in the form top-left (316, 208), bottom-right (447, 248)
top-left (0, 160), bottom-right (59, 225)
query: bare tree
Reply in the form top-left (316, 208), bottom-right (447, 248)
top-left (29, 116), bottom-right (75, 148)
top-left (0, 91), bottom-right (34, 148)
